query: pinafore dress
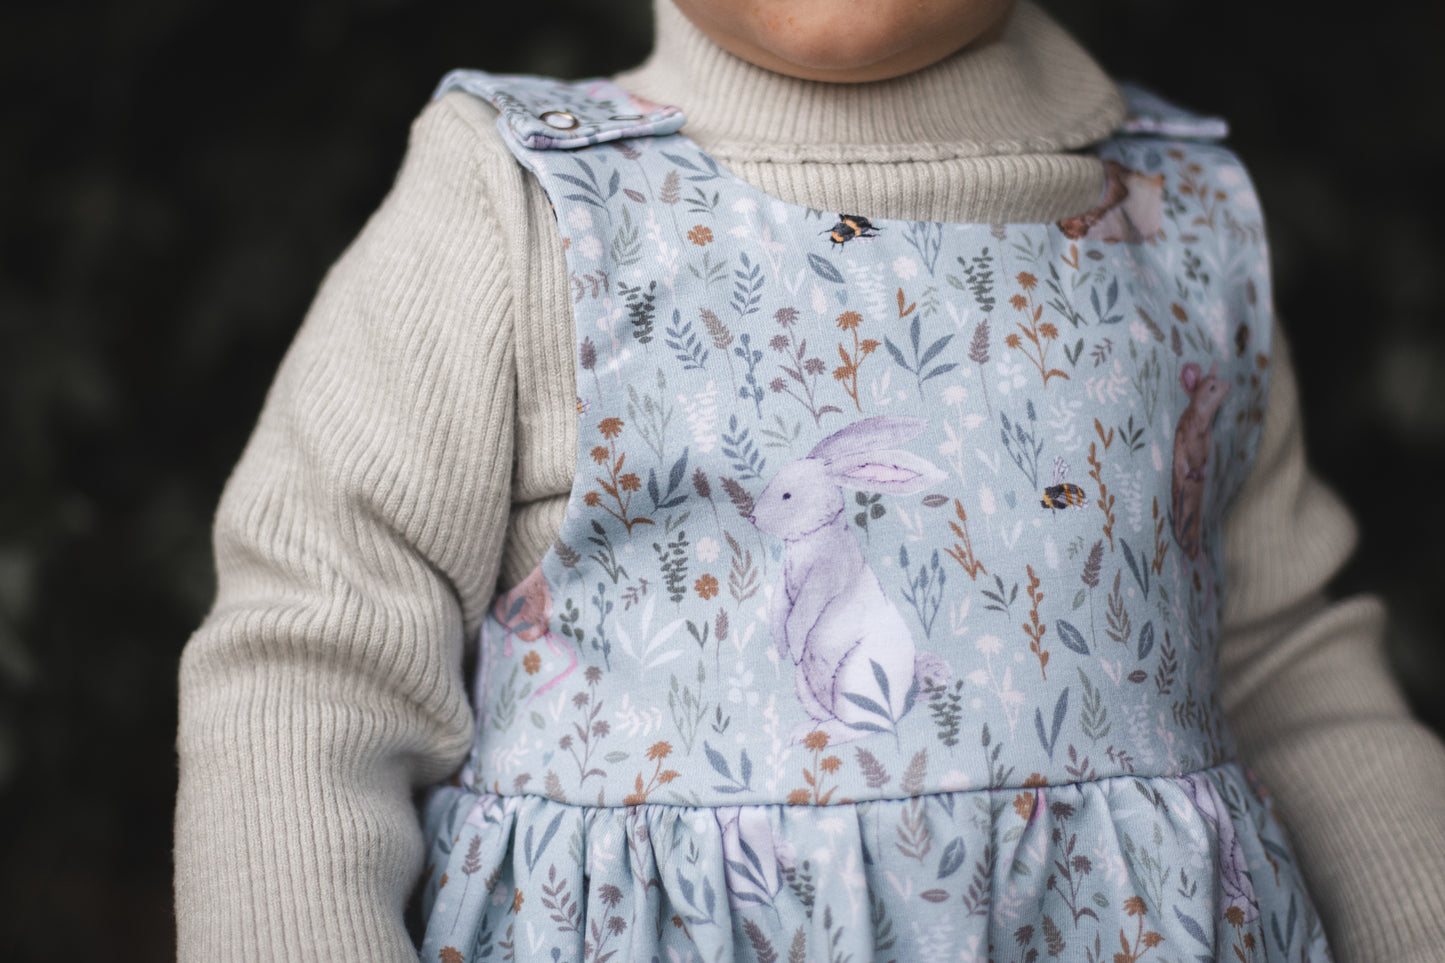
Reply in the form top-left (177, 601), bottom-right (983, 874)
top-left (416, 71), bottom-right (1331, 963)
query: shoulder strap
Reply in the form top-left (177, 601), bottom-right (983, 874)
top-left (1117, 83), bottom-right (1229, 140)
top-left (433, 69), bottom-right (686, 151)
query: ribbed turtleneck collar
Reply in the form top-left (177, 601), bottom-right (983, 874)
top-left (615, 0), bottom-right (1125, 164)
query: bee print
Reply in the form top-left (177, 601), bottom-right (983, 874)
top-left (576, 396), bottom-right (592, 416)
top-left (1041, 456), bottom-right (1088, 512)
top-left (825, 213), bottom-right (880, 246)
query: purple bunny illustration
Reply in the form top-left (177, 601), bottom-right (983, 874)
top-left (747, 416), bottom-right (947, 744)
top-left (1179, 772), bottom-right (1260, 924)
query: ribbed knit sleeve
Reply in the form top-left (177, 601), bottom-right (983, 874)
top-left (174, 96), bottom-right (523, 961)
top-left (1220, 328), bottom-right (1445, 962)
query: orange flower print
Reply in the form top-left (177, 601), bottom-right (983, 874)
top-left (512, 888), bottom-right (524, 914)
top-left (694, 573), bottom-right (719, 600)
top-left (687, 225), bottom-right (713, 246)
top-left (584, 418), bottom-right (654, 533)
top-left (803, 730), bottom-right (830, 751)
top-left (1013, 791), bottom-right (1036, 821)
top-left (522, 650), bottom-right (541, 675)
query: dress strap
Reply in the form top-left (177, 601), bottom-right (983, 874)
top-left (433, 69), bottom-right (687, 151)
top-left (1117, 82), bottom-right (1229, 140)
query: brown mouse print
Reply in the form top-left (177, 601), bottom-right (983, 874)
top-left (1171, 362), bottom-right (1230, 559)
top-left (1059, 160), bottom-right (1166, 244)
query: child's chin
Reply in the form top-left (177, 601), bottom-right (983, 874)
top-left (676, 0), bottom-right (1015, 82)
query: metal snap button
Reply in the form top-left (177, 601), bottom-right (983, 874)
top-left (540, 110), bottom-right (580, 130)
top-left (608, 113), bottom-right (644, 121)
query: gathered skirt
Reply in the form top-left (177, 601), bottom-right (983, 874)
top-left (417, 762), bottom-right (1329, 962)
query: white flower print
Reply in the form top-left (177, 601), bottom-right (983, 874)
top-left (696, 536), bottom-right (720, 563)
top-left (992, 354), bottom-right (1028, 395)
top-left (576, 235), bottom-right (602, 260)
top-left (892, 255), bottom-right (918, 280)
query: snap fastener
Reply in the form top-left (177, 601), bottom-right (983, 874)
top-left (540, 110), bottom-right (580, 130)
top-left (608, 113), bottom-right (644, 121)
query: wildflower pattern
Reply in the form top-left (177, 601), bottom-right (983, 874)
top-left (417, 73), bottom-right (1330, 963)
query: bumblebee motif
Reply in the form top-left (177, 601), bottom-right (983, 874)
top-left (825, 213), bottom-right (880, 246)
top-left (1041, 456), bottom-right (1089, 512)
top-left (576, 396), bottom-right (592, 416)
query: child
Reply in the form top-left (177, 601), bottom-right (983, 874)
top-left (174, 1), bottom-right (1445, 960)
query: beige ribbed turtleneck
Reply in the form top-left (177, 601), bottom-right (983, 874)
top-left (174, 2), bottom-right (1445, 960)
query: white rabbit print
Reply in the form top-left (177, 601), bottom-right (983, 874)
top-left (748, 415), bottom-right (950, 744)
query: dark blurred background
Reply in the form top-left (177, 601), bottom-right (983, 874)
top-left (2, 0), bottom-right (1441, 959)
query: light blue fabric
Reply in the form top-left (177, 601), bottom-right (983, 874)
top-left (419, 72), bottom-right (1330, 963)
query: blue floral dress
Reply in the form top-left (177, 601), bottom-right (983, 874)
top-left (415, 72), bottom-right (1331, 963)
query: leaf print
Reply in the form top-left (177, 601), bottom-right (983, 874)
top-left (896, 790), bottom-right (931, 862)
top-left (619, 280), bottom-right (658, 345)
top-left (448, 835), bottom-right (484, 935)
top-left (539, 865), bottom-right (582, 934)
top-left (1088, 277), bottom-right (1125, 325)
top-left (882, 287), bottom-right (957, 399)
top-left (653, 527), bottom-right (690, 604)
top-left (1137, 621), bottom-right (1155, 660)
top-left (1023, 565), bottom-right (1049, 680)
top-left (703, 740), bottom-right (754, 794)
top-left (1119, 537), bottom-right (1151, 601)
top-left (937, 837), bottom-right (968, 879)
top-left (943, 499), bottom-right (987, 579)
top-left (1033, 687), bottom-right (1068, 760)
top-left (788, 927), bottom-right (807, 963)
top-left (731, 251), bottom-right (765, 319)
top-left (734, 332), bottom-right (766, 416)
top-left (720, 415), bottom-right (766, 481)
top-left (927, 679), bottom-right (964, 747)
top-left (744, 919), bottom-right (779, 963)
top-left (902, 220), bottom-right (943, 276)
top-left (663, 308), bottom-right (709, 371)
top-left (901, 749), bottom-right (927, 795)
top-left (898, 546), bottom-right (946, 638)
top-left (1056, 618), bottom-right (1089, 656)
top-left (1078, 668), bottom-right (1111, 742)
top-left (854, 747), bottom-right (889, 789)
top-left (1086, 441), bottom-right (1116, 551)
top-left (697, 307), bottom-right (738, 394)
top-left (658, 168), bottom-right (681, 204)
top-left (1000, 403), bottom-right (1044, 489)
top-left (659, 149), bottom-right (723, 182)
top-left (610, 205), bottom-right (641, 265)
top-left (522, 809), bottom-right (566, 873)
top-left (806, 251), bottom-right (845, 285)
top-left (614, 594), bottom-right (685, 670)
top-left (1105, 570), bottom-right (1131, 647)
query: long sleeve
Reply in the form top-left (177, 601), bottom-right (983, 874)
top-left (174, 96), bottom-right (525, 960)
top-left (1220, 327), bottom-right (1445, 962)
